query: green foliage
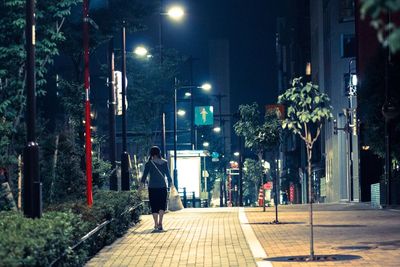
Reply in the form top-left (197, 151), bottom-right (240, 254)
top-left (126, 49), bottom-right (184, 159)
top-left (0, 0), bottom-right (80, 170)
top-left (243, 159), bottom-right (265, 205)
top-left (278, 77), bottom-right (332, 143)
top-left (243, 159), bottom-right (265, 186)
top-left (234, 103), bottom-right (281, 158)
top-left (0, 190), bottom-right (143, 266)
top-left (0, 211), bottom-right (88, 267)
top-left (47, 190), bottom-right (143, 256)
top-left (361, 0), bottom-right (400, 53)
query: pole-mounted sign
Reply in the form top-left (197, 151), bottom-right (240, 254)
top-left (195, 106), bottom-right (214, 126)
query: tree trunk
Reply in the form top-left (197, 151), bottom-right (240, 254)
top-left (307, 145), bottom-right (315, 260)
top-left (49, 135), bottom-right (59, 203)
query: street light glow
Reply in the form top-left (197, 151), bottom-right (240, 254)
top-left (200, 83), bottom-right (212, 91)
top-left (167, 6), bottom-right (184, 20)
top-left (234, 152), bottom-right (240, 157)
top-left (134, 46), bottom-right (148, 57)
top-left (213, 126), bottom-right (221, 133)
top-left (203, 141), bottom-right (210, 147)
top-left (177, 109), bottom-right (186, 116)
top-left (185, 92), bottom-right (192, 97)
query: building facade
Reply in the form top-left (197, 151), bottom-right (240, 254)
top-left (310, 0), bottom-right (360, 202)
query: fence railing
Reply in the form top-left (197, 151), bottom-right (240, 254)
top-left (49, 202), bottom-right (143, 266)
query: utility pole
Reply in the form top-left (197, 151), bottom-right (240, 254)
top-left (120, 22), bottom-right (130, 191)
top-left (83, 0), bottom-right (93, 205)
top-left (108, 38), bottom-right (117, 191)
top-left (173, 78), bottom-right (179, 187)
top-left (159, 0), bottom-right (166, 157)
top-left (238, 136), bottom-right (243, 206)
top-left (214, 93), bottom-right (227, 206)
top-left (23, 0), bottom-right (42, 218)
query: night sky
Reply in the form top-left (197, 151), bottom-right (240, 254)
top-left (132, 0), bottom-right (283, 112)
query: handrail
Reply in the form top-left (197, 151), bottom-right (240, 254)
top-left (49, 202), bottom-right (143, 266)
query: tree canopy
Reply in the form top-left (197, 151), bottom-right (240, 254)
top-left (361, 0), bottom-right (400, 53)
top-left (234, 103), bottom-right (281, 160)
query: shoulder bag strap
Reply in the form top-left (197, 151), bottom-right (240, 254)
top-left (150, 160), bottom-right (165, 178)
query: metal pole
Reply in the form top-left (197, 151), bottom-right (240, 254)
top-left (108, 38), bottom-right (117, 191)
top-left (274, 158), bottom-right (279, 223)
top-left (121, 22), bottom-right (130, 191)
top-left (385, 120), bottom-right (391, 206)
top-left (384, 44), bottom-right (391, 207)
top-left (159, 0), bottom-right (163, 65)
top-left (161, 112), bottom-right (166, 158)
top-left (83, 0), bottom-right (93, 205)
top-left (173, 78), bottom-right (178, 187)
top-left (238, 136), bottom-right (243, 206)
top-left (189, 57), bottom-right (195, 150)
top-left (23, 0), bottom-right (42, 218)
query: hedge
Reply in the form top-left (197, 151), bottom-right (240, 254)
top-left (0, 190), bottom-right (143, 266)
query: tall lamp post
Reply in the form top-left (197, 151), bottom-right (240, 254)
top-left (159, 4), bottom-right (185, 157)
top-left (108, 38), bottom-right (118, 191)
top-left (382, 47), bottom-right (398, 207)
top-left (120, 22), bottom-right (130, 191)
top-left (23, 0), bottom-right (42, 218)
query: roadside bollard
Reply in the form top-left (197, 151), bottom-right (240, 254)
top-left (192, 191), bottom-right (196, 208)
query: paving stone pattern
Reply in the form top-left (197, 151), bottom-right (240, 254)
top-left (86, 208), bottom-right (256, 267)
top-left (245, 204), bottom-right (400, 267)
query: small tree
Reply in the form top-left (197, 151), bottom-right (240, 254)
top-left (243, 159), bottom-right (264, 205)
top-left (278, 77), bottom-right (332, 260)
top-left (234, 103), bottom-right (281, 214)
top-left (234, 103), bottom-right (281, 161)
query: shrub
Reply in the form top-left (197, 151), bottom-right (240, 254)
top-left (0, 211), bottom-right (88, 267)
top-left (0, 190), bottom-right (143, 266)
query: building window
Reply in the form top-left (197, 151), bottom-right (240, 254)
top-left (341, 34), bottom-right (355, 58)
top-left (339, 0), bottom-right (355, 22)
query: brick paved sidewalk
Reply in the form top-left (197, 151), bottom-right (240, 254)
top-left (86, 208), bottom-right (256, 267)
top-left (245, 203), bottom-right (400, 267)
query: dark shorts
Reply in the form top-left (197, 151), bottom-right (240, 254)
top-left (148, 188), bottom-right (168, 213)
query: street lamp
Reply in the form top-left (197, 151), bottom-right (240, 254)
top-left (177, 109), bottom-right (186, 116)
top-left (159, 2), bottom-right (185, 157)
top-left (120, 22), bottom-right (130, 191)
top-left (133, 45), bottom-right (148, 57)
top-left (24, 0), bottom-right (42, 218)
top-left (213, 126), bottom-right (221, 133)
top-left (166, 5), bottom-right (185, 21)
top-left (203, 142), bottom-right (210, 148)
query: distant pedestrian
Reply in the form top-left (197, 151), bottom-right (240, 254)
top-left (282, 190), bottom-right (288, 205)
top-left (141, 146), bottom-right (172, 231)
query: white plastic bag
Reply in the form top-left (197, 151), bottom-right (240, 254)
top-left (168, 185), bottom-right (184, 211)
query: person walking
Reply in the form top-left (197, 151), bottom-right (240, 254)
top-left (141, 146), bottom-right (172, 231)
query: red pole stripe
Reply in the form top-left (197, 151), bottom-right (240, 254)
top-left (83, 0), bottom-right (93, 206)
